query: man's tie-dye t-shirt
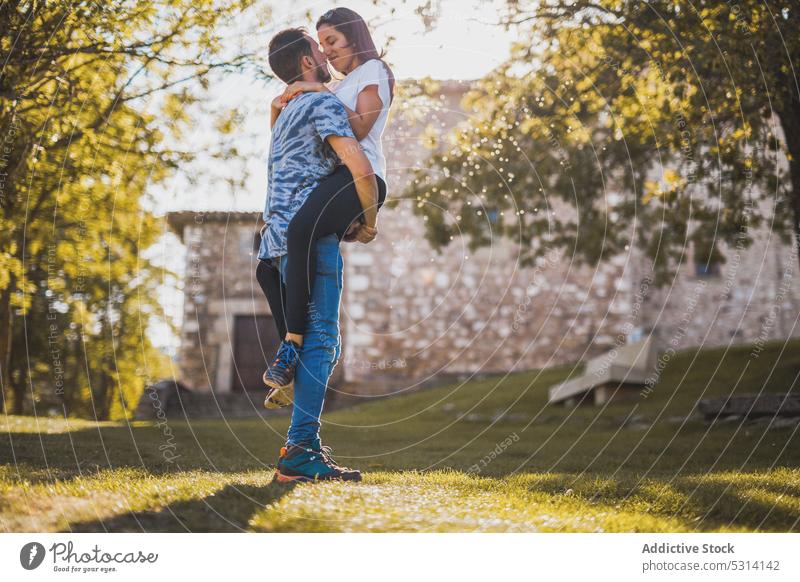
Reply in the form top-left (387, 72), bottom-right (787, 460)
top-left (259, 92), bottom-right (355, 260)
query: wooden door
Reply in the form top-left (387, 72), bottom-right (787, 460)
top-left (232, 315), bottom-right (281, 392)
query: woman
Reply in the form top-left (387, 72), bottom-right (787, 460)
top-left (260, 7), bottom-right (395, 399)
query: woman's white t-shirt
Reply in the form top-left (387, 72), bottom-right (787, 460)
top-left (330, 59), bottom-right (392, 181)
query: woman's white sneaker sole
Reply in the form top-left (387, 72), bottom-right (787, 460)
top-left (263, 382), bottom-right (294, 409)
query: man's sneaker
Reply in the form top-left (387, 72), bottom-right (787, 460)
top-left (263, 378), bottom-right (294, 409)
top-left (319, 445), bottom-right (360, 475)
top-left (273, 444), bottom-right (362, 483)
top-left (263, 340), bottom-right (300, 392)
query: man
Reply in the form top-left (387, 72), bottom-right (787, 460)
top-left (255, 28), bottom-right (378, 483)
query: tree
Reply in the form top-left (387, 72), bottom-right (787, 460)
top-left (407, 1), bottom-right (799, 284)
top-left (0, 0), bottom-right (268, 417)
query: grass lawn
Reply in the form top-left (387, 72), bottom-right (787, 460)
top-left (2, 339), bottom-right (800, 532)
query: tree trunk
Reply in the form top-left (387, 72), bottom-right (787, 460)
top-left (0, 280), bottom-right (14, 415)
top-left (6, 316), bottom-right (28, 416)
top-left (10, 368), bottom-right (25, 416)
top-left (94, 313), bottom-right (111, 421)
top-left (99, 366), bottom-right (111, 421)
top-left (778, 100), bottom-right (800, 271)
top-left (790, 157), bottom-right (800, 269)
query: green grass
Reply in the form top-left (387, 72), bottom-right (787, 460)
top-left (2, 338), bottom-right (800, 532)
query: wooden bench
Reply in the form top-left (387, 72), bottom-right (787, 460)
top-left (697, 394), bottom-right (800, 419)
top-left (548, 337), bottom-right (657, 406)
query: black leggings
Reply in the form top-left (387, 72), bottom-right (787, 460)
top-left (285, 164), bottom-right (387, 335)
top-left (255, 259), bottom-right (288, 340)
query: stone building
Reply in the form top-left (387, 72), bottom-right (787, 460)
top-left (166, 80), bottom-right (800, 399)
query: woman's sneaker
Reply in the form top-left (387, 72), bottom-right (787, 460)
top-left (263, 379), bottom-right (294, 409)
top-left (273, 444), bottom-right (362, 483)
top-left (263, 340), bottom-right (301, 392)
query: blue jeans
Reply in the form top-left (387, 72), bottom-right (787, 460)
top-left (278, 234), bottom-right (343, 448)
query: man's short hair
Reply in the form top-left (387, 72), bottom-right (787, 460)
top-left (268, 28), bottom-right (313, 84)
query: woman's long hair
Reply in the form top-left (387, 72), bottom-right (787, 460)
top-left (316, 7), bottom-right (395, 103)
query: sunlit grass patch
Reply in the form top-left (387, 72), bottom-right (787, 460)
top-left (2, 339), bottom-right (799, 532)
top-left (0, 415), bottom-right (120, 434)
top-left (249, 469), bottom-right (794, 533)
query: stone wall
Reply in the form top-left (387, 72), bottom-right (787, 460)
top-left (338, 80), bottom-right (800, 394)
top-left (171, 212), bottom-right (347, 393)
top-left (172, 213), bottom-right (269, 392)
top-left (632, 225), bottom-right (800, 355)
top-left (169, 80), bottom-right (800, 397)
top-left (339, 82), bottom-right (636, 392)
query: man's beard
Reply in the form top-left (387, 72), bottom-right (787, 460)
top-left (315, 65), bottom-right (332, 84)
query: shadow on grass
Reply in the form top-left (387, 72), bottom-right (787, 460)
top-left (0, 418), bottom-right (286, 481)
top-left (66, 481), bottom-right (297, 533)
top-left (514, 472), bottom-right (800, 532)
top-left (3, 411), bottom-right (800, 532)
top-left (41, 469), bottom-right (800, 533)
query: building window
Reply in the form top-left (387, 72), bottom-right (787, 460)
top-left (694, 262), bottom-right (720, 278)
top-left (692, 242), bottom-right (722, 278)
top-left (628, 326), bottom-right (646, 343)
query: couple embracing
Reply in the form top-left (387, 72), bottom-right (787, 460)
top-left (255, 8), bottom-right (394, 483)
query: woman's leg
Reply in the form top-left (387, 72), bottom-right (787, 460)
top-left (255, 259), bottom-right (287, 339)
top-left (285, 165), bottom-right (386, 339)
